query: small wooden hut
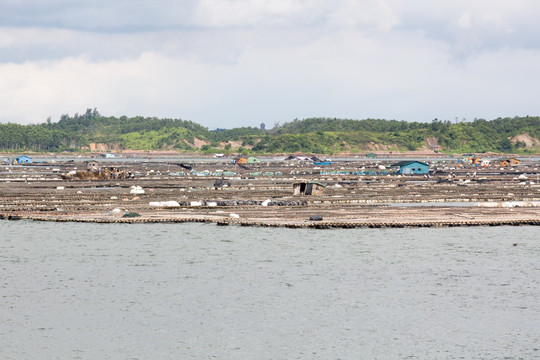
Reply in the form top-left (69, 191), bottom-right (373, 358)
top-left (86, 160), bottom-right (99, 171)
top-left (499, 158), bottom-right (521, 167)
top-left (293, 181), bottom-right (326, 196)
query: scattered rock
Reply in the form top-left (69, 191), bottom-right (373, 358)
top-left (123, 212), bottom-right (141, 218)
top-left (149, 201), bottom-right (180, 207)
top-left (130, 185), bottom-right (145, 194)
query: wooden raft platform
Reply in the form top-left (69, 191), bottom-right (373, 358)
top-left (5, 213), bottom-right (540, 229)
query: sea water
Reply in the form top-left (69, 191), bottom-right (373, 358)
top-left (1, 221), bottom-right (538, 359)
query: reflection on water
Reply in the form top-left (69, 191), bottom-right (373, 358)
top-left (1, 221), bottom-right (539, 359)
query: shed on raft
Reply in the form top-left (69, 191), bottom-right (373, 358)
top-left (293, 181), bottom-right (326, 196)
top-left (15, 155), bottom-right (33, 164)
top-left (235, 157), bottom-right (248, 164)
top-left (86, 160), bottom-right (99, 171)
top-left (235, 156), bottom-right (259, 164)
top-left (499, 158), bottom-right (521, 167)
top-left (391, 160), bottom-right (429, 175)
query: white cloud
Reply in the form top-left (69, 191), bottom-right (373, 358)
top-left (0, 53), bottom-right (214, 123)
top-left (457, 12), bottom-right (472, 29)
top-left (191, 0), bottom-right (308, 27)
top-left (327, 0), bottom-right (399, 31)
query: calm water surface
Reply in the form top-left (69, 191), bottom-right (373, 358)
top-left (1, 221), bottom-right (539, 359)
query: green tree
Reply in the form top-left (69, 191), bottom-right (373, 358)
top-left (498, 138), bottom-right (514, 152)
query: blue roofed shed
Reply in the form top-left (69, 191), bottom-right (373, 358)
top-left (391, 160), bottom-right (429, 175)
top-left (16, 155), bottom-right (33, 164)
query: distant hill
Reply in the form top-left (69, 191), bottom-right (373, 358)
top-left (1, 109), bottom-right (539, 155)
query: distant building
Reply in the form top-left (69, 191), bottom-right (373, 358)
top-left (236, 156), bottom-right (259, 164)
top-left (499, 158), bottom-right (521, 167)
top-left (86, 160), bottom-right (99, 171)
top-left (247, 156), bottom-right (259, 164)
top-left (391, 160), bottom-right (429, 175)
top-left (260, 123), bottom-right (266, 130)
top-left (284, 155), bottom-right (320, 162)
top-left (235, 157), bottom-right (248, 164)
top-left (471, 158), bottom-right (491, 167)
top-left (293, 181), bottom-right (326, 196)
top-left (472, 158), bottom-right (482, 166)
top-left (100, 153), bottom-right (116, 158)
top-left (15, 155), bottom-right (33, 164)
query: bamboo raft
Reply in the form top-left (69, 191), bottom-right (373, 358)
top-left (3, 213), bottom-right (540, 228)
top-left (1, 157), bottom-right (539, 229)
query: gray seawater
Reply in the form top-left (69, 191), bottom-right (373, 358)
top-left (1, 221), bottom-right (538, 360)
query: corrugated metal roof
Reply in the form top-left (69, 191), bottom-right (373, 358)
top-left (391, 160), bottom-right (429, 167)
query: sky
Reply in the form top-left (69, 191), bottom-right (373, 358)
top-left (1, 0), bottom-right (540, 129)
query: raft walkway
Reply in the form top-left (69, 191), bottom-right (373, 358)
top-left (5, 213), bottom-right (540, 229)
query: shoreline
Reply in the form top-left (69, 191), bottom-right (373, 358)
top-left (11, 216), bottom-right (540, 229)
top-left (4, 204), bottom-right (539, 228)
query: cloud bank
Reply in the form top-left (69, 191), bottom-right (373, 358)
top-left (1, 0), bottom-right (540, 128)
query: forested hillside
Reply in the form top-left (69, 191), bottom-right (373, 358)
top-left (0, 109), bottom-right (538, 154)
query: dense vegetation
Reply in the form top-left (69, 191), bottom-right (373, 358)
top-left (0, 109), bottom-right (538, 154)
